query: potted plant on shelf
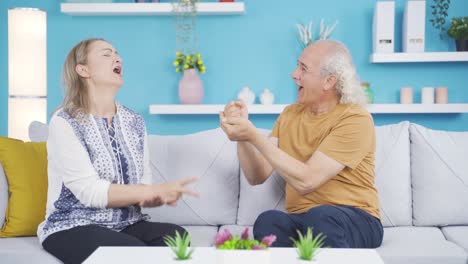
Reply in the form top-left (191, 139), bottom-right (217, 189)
top-left (163, 230), bottom-right (194, 263)
top-left (429, 0), bottom-right (451, 40)
top-left (173, 51), bottom-right (206, 104)
top-left (214, 227), bottom-right (276, 264)
top-left (291, 228), bottom-right (326, 263)
top-left (296, 18), bottom-right (338, 49)
top-left (447, 16), bottom-right (468, 51)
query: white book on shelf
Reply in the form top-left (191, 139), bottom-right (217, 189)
top-left (373, 1), bottom-right (395, 53)
top-left (403, 0), bottom-right (426, 52)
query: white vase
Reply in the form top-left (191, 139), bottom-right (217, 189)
top-left (260, 88), bottom-right (274, 105)
top-left (216, 250), bottom-right (270, 264)
top-left (237, 86), bottom-right (255, 105)
top-left (297, 258), bottom-right (318, 264)
top-left (170, 258), bottom-right (193, 264)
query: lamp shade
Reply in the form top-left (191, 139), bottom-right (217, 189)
top-left (8, 8), bottom-right (47, 141)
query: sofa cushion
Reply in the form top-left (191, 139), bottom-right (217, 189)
top-left (410, 124), bottom-right (468, 226)
top-left (0, 237), bottom-right (60, 264)
top-left (237, 129), bottom-right (286, 226)
top-left (181, 225), bottom-right (219, 247)
top-left (374, 122), bottom-right (412, 227)
top-left (0, 138), bottom-right (48, 237)
top-left (143, 128), bottom-right (239, 226)
top-left (0, 163), bottom-right (7, 229)
top-left (28, 121), bottom-right (48, 142)
top-left (442, 226), bottom-right (468, 253)
top-left (377, 227), bottom-right (468, 264)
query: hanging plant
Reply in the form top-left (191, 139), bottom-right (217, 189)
top-left (429, 0), bottom-right (451, 40)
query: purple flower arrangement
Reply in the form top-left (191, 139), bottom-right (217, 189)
top-left (214, 227), bottom-right (276, 250)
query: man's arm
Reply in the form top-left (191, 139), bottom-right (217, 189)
top-left (249, 133), bottom-right (345, 195)
top-left (220, 115), bottom-right (345, 195)
top-left (237, 137), bottom-right (278, 185)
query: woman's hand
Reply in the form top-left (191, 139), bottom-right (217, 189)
top-left (139, 177), bottom-right (199, 208)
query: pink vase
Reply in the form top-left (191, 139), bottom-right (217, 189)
top-left (178, 68), bottom-right (204, 104)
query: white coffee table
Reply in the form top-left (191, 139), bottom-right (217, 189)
top-left (84, 247), bottom-right (384, 264)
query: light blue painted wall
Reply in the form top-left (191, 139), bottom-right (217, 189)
top-left (1, 0), bottom-right (467, 136)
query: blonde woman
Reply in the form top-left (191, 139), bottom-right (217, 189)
top-left (37, 38), bottom-right (198, 264)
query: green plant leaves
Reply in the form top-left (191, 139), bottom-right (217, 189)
top-left (290, 227), bottom-right (326, 261)
top-left (163, 230), bottom-right (194, 260)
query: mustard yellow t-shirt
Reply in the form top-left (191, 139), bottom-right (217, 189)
top-left (270, 103), bottom-right (380, 219)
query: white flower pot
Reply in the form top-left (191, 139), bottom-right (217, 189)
top-left (297, 258), bottom-right (318, 264)
top-left (216, 249), bottom-right (270, 264)
top-left (170, 259), bottom-right (193, 264)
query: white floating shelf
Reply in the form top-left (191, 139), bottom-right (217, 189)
top-left (61, 2), bottom-right (245, 16)
top-left (370, 52), bottom-right (468, 63)
top-left (149, 104), bottom-right (468, 115)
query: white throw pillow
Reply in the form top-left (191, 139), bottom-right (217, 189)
top-left (28, 121), bottom-right (48, 142)
top-left (374, 121), bottom-right (413, 227)
top-left (143, 128), bottom-right (240, 225)
top-left (237, 129), bottom-right (286, 226)
top-left (410, 123), bottom-right (468, 226)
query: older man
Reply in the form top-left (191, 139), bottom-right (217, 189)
top-left (219, 40), bottom-right (383, 248)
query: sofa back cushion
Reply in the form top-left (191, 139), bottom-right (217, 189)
top-left (237, 129), bottom-right (286, 226)
top-left (374, 121), bottom-right (413, 227)
top-left (0, 163), bottom-right (7, 229)
top-left (410, 123), bottom-right (468, 226)
top-left (143, 128), bottom-right (239, 226)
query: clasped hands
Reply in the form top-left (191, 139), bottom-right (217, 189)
top-left (219, 100), bottom-right (258, 142)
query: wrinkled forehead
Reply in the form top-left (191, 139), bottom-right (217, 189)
top-left (299, 45), bottom-right (324, 66)
top-left (89, 40), bottom-right (115, 53)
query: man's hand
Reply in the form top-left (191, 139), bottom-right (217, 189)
top-left (219, 112), bottom-right (258, 142)
top-left (139, 177), bottom-right (199, 208)
top-left (223, 100), bottom-right (248, 119)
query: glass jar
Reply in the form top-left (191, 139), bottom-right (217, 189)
top-left (361, 82), bottom-right (374, 104)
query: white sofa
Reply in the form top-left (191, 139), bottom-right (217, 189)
top-left (1, 121), bottom-right (467, 264)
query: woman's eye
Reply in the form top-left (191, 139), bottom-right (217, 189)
top-left (103, 54), bottom-right (111, 57)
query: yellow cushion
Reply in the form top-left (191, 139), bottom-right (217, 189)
top-left (0, 137), bottom-right (47, 237)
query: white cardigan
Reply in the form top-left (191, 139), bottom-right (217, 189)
top-left (37, 104), bottom-right (152, 243)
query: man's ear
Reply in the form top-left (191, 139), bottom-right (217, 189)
top-left (324, 75), bottom-right (337, 91)
top-left (75, 64), bottom-right (90, 78)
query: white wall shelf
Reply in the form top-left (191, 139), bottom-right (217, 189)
top-left (370, 52), bottom-right (468, 63)
top-left (149, 104), bottom-right (468, 115)
top-left (61, 2), bottom-right (245, 16)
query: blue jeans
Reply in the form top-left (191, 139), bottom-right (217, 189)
top-left (253, 205), bottom-right (383, 248)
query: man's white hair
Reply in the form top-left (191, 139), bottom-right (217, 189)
top-left (316, 40), bottom-right (367, 106)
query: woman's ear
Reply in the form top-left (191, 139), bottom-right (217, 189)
top-left (75, 64), bottom-right (90, 78)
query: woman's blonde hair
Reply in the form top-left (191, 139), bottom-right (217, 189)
top-left (60, 38), bottom-right (105, 117)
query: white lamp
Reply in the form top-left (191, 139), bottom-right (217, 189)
top-left (8, 8), bottom-right (47, 141)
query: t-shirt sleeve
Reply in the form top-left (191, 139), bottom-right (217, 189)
top-left (269, 105), bottom-right (293, 138)
top-left (317, 113), bottom-right (375, 170)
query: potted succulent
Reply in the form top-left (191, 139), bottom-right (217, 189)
top-left (447, 16), bottom-right (468, 51)
top-left (214, 227), bottom-right (276, 264)
top-left (163, 230), bottom-right (194, 263)
top-left (291, 228), bottom-right (326, 263)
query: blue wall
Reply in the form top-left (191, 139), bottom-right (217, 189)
top-left (1, 0), bottom-right (468, 136)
